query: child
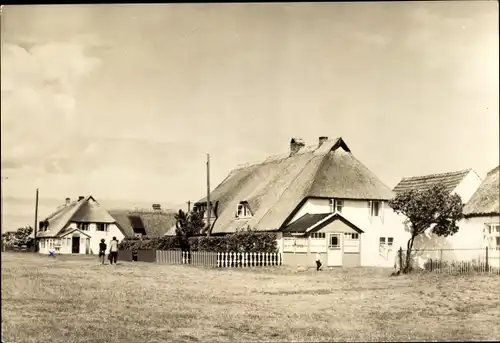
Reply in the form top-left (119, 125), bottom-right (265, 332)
top-left (98, 239), bottom-right (107, 265)
top-left (315, 253), bottom-right (322, 271)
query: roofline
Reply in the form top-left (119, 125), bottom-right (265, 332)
top-left (464, 212), bottom-right (500, 219)
top-left (305, 212), bottom-right (365, 234)
top-left (395, 168), bottom-right (472, 185)
top-left (58, 228), bottom-right (91, 238)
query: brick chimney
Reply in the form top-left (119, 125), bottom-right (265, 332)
top-left (290, 138), bottom-right (305, 156)
top-left (65, 197), bottom-right (71, 206)
top-left (78, 196), bottom-right (85, 201)
top-left (318, 136), bottom-right (328, 147)
top-left (152, 204), bottom-right (161, 211)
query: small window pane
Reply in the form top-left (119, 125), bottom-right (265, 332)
top-left (379, 237), bottom-right (386, 244)
top-left (329, 236), bottom-right (339, 247)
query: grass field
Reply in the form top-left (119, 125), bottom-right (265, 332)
top-left (2, 253), bottom-right (500, 343)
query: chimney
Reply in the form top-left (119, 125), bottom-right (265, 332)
top-left (318, 136), bottom-right (328, 147)
top-left (78, 196), bottom-right (85, 201)
top-left (152, 204), bottom-right (161, 211)
top-left (65, 197), bottom-right (71, 206)
top-left (290, 138), bottom-right (305, 156)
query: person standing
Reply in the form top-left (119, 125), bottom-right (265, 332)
top-left (315, 253), bottom-right (322, 271)
top-left (98, 239), bottom-right (107, 265)
top-left (109, 236), bottom-right (119, 265)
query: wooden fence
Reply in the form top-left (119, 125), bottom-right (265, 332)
top-left (156, 250), bottom-right (282, 268)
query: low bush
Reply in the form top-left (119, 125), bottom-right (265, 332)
top-left (118, 230), bottom-right (278, 253)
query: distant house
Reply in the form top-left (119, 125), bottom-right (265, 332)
top-left (109, 204), bottom-right (177, 238)
top-left (37, 196), bottom-right (125, 255)
top-left (462, 166), bottom-right (500, 259)
top-left (393, 168), bottom-right (482, 205)
top-left (193, 136), bottom-right (404, 268)
top-left (392, 169), bottom-right (484, 260)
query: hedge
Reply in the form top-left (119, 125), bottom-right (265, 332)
top-left (118, 231), bottom-right (278, 253)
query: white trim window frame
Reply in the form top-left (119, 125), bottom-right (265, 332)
top-left (379, 236), bottom-right (394, 254)
top-left (369, 201), bottom-right (381, 217)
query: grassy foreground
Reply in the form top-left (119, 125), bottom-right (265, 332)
top-left (2, 252), bottom-right (499, 342)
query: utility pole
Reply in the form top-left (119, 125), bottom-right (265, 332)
top-left (206, 153), bottom-right (211, 236)
top-left (33, 188), bottom-right (39, 252)
top-left (187, 200), bottom-right (191, 213)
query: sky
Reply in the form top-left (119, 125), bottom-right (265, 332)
top-left (1, 2), bottom-right (498, 230)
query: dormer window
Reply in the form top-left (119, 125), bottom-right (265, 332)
top-left (236, 201), bottom-right (252, 219)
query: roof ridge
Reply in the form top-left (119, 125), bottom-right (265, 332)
top-left (233, 137), bottom-right (341, 171)
top-left (400, 168), bottom-right (471, 181)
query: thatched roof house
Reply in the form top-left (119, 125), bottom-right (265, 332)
top-left (38, 196), bottom-right (119, 238)
top-left (393, 169), bottom-right (473, 194)
top-left (463, 166), bottom-right (499, 218)
top-left (195, 136), bottom-right (394, 235)
top-left (109, 207), bottom-right (176, 237)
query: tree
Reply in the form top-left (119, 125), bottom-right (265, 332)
top-left (389, 184), bottom-right (464, 274)
top-left (175, 210), bottom-right (205, 250)
top-left (2, 226), bottom-right (34, 248)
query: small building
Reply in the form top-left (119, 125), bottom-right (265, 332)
top-left (462, 166), bottom-right (500, 266)
top-left (193, 136), bottom-right (405, 268)
top-left (392, 168), bottom-right (484, 262)
top-left (109, 205), bottom-right (177, 238)
top-left (37, 196), bottom-right (125, 255)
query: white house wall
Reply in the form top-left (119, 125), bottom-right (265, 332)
top-left (452, 170), bottom-right (483, 204)
top-left (38, 222), bottom-right (124, 255)
top-left (285, 198), bottom-right (408, 267)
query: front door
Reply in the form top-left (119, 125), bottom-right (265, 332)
top-left (327, 233), bottom-right (343, 266)
top-left (85, 238), bottom-right (90, 254)
top-left (72, 236), bottom-right (80, 254)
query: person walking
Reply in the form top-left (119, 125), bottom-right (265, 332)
top-left (315, 253), bottom-right (322, 271)
top-left (109, 236), bottom-right (119, 265)
top-left (98, 239), bottom-right (107, 265)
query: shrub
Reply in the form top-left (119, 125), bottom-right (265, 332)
top-left (118, 230), bottom-right (278, 253)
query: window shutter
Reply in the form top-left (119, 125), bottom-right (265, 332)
top-left (368, 201), bottom-right (372, 217)
top-left (380, 201), bottom-right (385, 223)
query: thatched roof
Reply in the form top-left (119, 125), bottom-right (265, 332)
top-left (38, 196), bottom-right (120, 238)
top-left (463, 166), bottom-right (499, 217)
top-left (393, 169), bottom-right (471, 194)
top-left (196, 137), bottom-right (394, 234)
top-left (109, 209), bottom-right (177, 237)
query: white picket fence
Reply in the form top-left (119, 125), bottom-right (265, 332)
top-left (156, 250), bottom-right (282, 268)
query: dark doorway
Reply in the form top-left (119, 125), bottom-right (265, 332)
top-left (72, 236), bottom-right (80, 253)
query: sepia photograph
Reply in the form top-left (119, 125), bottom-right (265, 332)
top-left (1, 2), bottom-right (499, 342)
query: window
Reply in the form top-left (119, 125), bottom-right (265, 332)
top-left (41, 239), bottom-right (45, 248)
top-left (96, 223), bottom-right (108, 232)
top-left (77, 223), bottom-right (90, 231)
top-left (310, 232), bottom-right (326, 239)
top-left (336, 200), bottom-right (344, 213)
top-left (369, 201), bottom-right (381, 217)
top-left (329, 199), bottom-right (344, 213)
top-left (329, 235), bottom-right (340, 248)
top-left (344, 233), bottom-right (359, 240)
top-left (379, 237), bottom-right (394, 254)
top-left (236, 202), bottom-right (252, 219)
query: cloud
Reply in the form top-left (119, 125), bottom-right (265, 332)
top-left (1, 40), bottom-right (102, 171)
